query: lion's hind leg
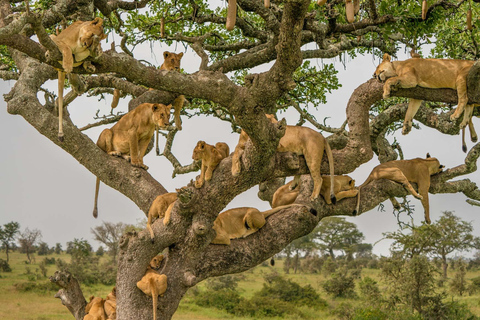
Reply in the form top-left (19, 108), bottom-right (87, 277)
top-left (403, 99), bottom-right (422, 135)
top-left (380, 168), bottom-right (423, 200)
top-left (334, 189), bottom-right (358, 203)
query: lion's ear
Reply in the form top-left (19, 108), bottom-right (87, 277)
top-left (178, 52), bottom-right (184, 59)
top-left (426, 153), bottom-right (431, 158)
top-left (164, 51), bottom-right (170, 59)
top-left (92, 17), bottom-right (103, 26)
top-left (152, 104), bottom-right (159, 111)
top-left (349, 179), bottom-right (355, 187)
top-left (382, 53), bottom-right (391, 62)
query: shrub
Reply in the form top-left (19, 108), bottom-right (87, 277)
top-left (0, 259), bottom-right (12, 272)
top-left (14, 280), bottom-right (58, 294)
top-left (359, 276), bottom-right (380, 300)
top-left (301, 255), bottom-right (324, 274)
top-left (322, 269), bottom-right (357, 298)
top-left (205, 274), bottom-right (240, 291)
top-left (322, 256), bottom-right (337, 275)
top-left (43, 257), bottom-right (55, 265)
top-left (194, 288), bottom-right (243, 314)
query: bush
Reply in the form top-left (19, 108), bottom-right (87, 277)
top-left (14, 280), bottom-right (58, 294)
top-left (322, 269), bottom-right (357, 298)
top-left (194, 288), bottom-right (244, 314)
top-left (359, 277), bottom-right (380, 300)
top-left (257, 272), bottom-right (326, 308)
top-left (301, 255), bottom-right (324, 274)
top-left (43, 257), bottom-right (55, 265)
top-left (205, 274), bottom-right (240, 291)
top-left (0, 259), bottom-right (12, 272)
top-left (234, 296), bottom-right (292, 318)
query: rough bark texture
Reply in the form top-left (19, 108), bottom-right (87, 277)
top-left (2, 0), bottom-right (480, 319)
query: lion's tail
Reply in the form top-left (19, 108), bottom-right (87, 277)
top-left (324, 140), bottom-right (336, 204)
top-left (262, 203), bottom-right (304, 218)
top-left (58, 71), bottom-right (65, 142)
top-left (150, 278), bottom-right (158, 320)
top-left (93, 177), bottom-right (100, 218)
top-left (353, 175), bottom-right (373, 216)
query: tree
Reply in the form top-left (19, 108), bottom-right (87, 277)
top-left (18, 228), bottom-right (41, 264)
top-left (313, 217), bottom-right (365, 259)
top-left (91, 221), bottom-right (128, 262)
top-left (384, 211), bottom-right (479, 278)
top-left (54, 243), bottom-right (62, 255)
top-left (0, 221), bottom-right (20, 263)
top-left (2, 0), bottom-right (480, 319)
top-left (37, 241), bottom-right (49, 256)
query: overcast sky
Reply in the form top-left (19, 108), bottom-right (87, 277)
top-left (0, 29), bottom-right (479, 257)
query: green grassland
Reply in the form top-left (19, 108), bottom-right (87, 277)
top-left (1, 251), bottom-right (480, 319)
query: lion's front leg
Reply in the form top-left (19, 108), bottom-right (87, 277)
top-left (450, 74), bottom-right (468, 121)
top-left (54, 40), bottom-right (74, 74)
top-left (402, 99), bottom-right (422, 135)
top-left (383, 77), bottom-right (399, 99)
top-left (129, 131), bottom-right (148, 170)
top-left (195, 162), bottom-right (206, 188)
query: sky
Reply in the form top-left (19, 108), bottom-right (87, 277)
top-left (0, 21), bottom-right (479, 258)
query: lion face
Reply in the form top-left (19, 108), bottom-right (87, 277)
top-left (192, 141), bottom-right (206, 160)
top-left (149, 254), bottom-right (164, 270)
top-left (373, 53), bottom-right (397, 81)
top-left (424, 156), bottom-right (444, 175)
top-left (162, 51), bottom-right (183, 71)
top-left (78, 18), bottom-right (107, 57)
top-left (151, 103), bottom-right (171, 129)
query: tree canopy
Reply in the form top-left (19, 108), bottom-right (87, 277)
top-left (2, 0), bottom-right (480, 319)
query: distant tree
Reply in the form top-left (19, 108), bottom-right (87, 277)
top-left (54, 243), bottom-right (62, 255)
top-left (37, 241), bottom-right (49, 256)
top-left (96, 246), bottom-right (105, 257)
top-left (313, 217), bottom-right (364, 260)
top-left (18, 228), bottom-right (42, 264)
top-left (282, 232), bottom-right (317, 274)
top-left (450, 259), bottom-right (468, 296)
top-left (384, 211), bottom-right (479, 278)
top-left (0, 221), bottom-right (20, 262)
top-left (66, 239), bottom-right (93, 263)
top-left (91, 222), bottom-right (128, 262)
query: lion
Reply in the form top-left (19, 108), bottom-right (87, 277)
top-left (137, 254), bottom-right (168, 320)
top-left (48, 17), bottom-right (107, 141)
top-left (268, 114), bottom-right (336, 202)
top-left (353, 154), bottom-right (444, 224)
top-left (212, 204), bottom-right (306, 245)
top-left (147, 192), bottom-right (177, 243)
top-left (272, 175), bottom-right (358, 208)
top-left (92, 103), bottom-right (171, 218)
top-left (373, 53), bottom-right (475, 134)
top-left (461, 104), bottom-right (478, 152)
top-left (84, 296), bottom-right (106, 320)
top-left (192, 141), bottom-right (230, 188)
top-left (160, 51), bottom-right (185, 131)
top-left (104, 287), bottom-right (116, 320)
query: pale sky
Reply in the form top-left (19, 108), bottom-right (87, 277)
top-left (0, 31), bottom-right (479, 258)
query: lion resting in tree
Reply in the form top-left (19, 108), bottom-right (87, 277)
top-left (137, 254), bottom-right (168, 320)
top-left (92, 103), bottom-right (171, 218)
top-left (232, 114), bottom-right (336, 202)
top-left (104, 287), bottom-right (116, 320)
top-left (212, 204), bottom-right (305, 245)
top-left (272, 175), bottom-right (358, 208)
top-left (84, 296), bottom-right (106, 320)
top-left (192, 141), bottom-right (230, 188)
top-left (374, 53), bottom-right (474, 134)
top-left (147, 192), bottom-right (177, 242)
top-left (48, 17), bottom-right (107, 141)
top-left (353, 154), bottom-right (444, 224)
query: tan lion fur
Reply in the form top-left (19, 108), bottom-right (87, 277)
top-left (147, 192), bottom-right (177, 242)
top-left (160, 51), bottom-right (185, 131)
top-left (373, 53), bottom-right (475, 134)
top-left (272, 175), bottom-right (358, 208)
top-left (212, 204), bottom-right (302, 245)
top-left (137, 255), bottom-right (168, 320)
top-left (104, 287), bottom-right (116, 320)
top-left (192, 141), bottom-right (230, 188)
top-left (92, 103), bottom-right (171, 218)
top-left (49, 17), bottom-right (107, 141)
top-left (84, 296), bottom-right (106, 320)
top-left (354, 154), bottom-right (444, 224)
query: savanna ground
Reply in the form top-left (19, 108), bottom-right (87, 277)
top-left (1, 251), bottom-right (480, 320)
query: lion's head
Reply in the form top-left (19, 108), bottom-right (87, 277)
top-left (373, 53), bottom-right (397, 81)
top-left (149, 254), bottom-right (164, 270)
top-left (162, 51), bottom-right (184, 71)
top-left (78, 17), bottom-right (107, 57)
top-left (149, 103), bottom-right (171, 129)
top-left (192, 141), bottom-right (206, 161)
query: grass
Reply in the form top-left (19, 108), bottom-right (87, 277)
top-left (1, 252), bottom-right (480, 319)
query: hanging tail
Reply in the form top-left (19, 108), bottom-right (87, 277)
top-left (58, 71), bottom-right (65, 142)
top-left (93, 177), bottom-right (100, 218)
top-left (324, 140), bottom-right (336, 204)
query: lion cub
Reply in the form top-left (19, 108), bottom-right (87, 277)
top-left (192, 141), bottom-right (230, 188)
top-left (48, 17), bottom-right (107, 141)
top-left (212, 204), bottom-right (302, 245)
top-left (374, 53), bottom-right (475, 134)
top-left (272, 175), bottom-right (358, 208)
top-left (92, 103), bottom-right (171, 218)
top-left (137, 254), bottom-right (168, 320)
top-left (160, 51), bottom-right (185, 130)
top-left (104, 287), bottom-right (116, 320)
top-left (147, 192), bottom-right (177, 243)
top-left (354, 154), bottom-right (444, 224)
top-left (84, 296), bottom-right (107, 320)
